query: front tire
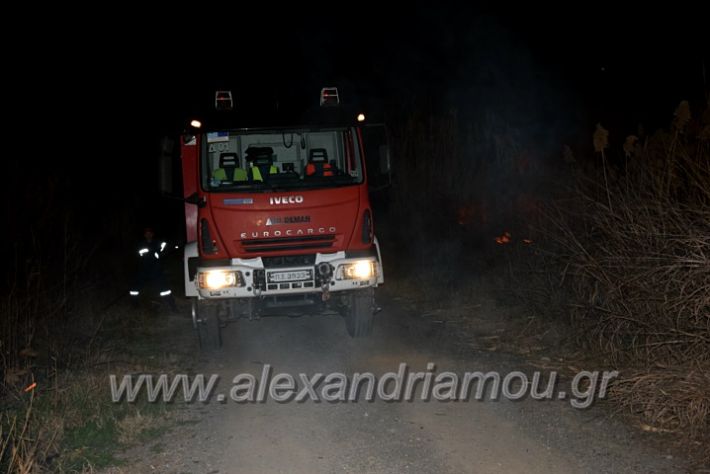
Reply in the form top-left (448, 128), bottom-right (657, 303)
top-left (194, 300), bottom-right (222, 350)
top-left (344, 288), bottom-right (375, 337)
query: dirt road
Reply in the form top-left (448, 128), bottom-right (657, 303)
top-left (113, 293), bottom-right (683, 473)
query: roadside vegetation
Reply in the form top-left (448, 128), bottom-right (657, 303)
top-left (1, 185), bottom-right (195, 473)
top-left (384, 99), bottom-right (710, 467)
top-left (519, 101), bottom-right (710, 464)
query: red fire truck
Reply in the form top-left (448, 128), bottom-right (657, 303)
top-left (171, 88), bottom-right (388, 348)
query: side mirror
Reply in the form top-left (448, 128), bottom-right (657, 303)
top-left (378, 145), bottom-right (391, 174)
top-left (183, 133), bottom-right (196, 146)
top-left (185, 192), bottom-right (205, 208)
top-left (361, 123), bottom-right (392, 191)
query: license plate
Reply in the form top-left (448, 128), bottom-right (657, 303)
top-left (267, 269), bottom-right (313, 283)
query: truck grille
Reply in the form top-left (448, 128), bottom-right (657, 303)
top-left (241, 235), bottom-right (336, 253)
top-left (262, 254), bottom-right (316, 268)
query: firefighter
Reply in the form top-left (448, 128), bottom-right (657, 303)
top-left (129, 227), bottom-right (178, 312)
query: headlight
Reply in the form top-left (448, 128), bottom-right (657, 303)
top-left (198, 270), bottom-right (242, 289)
top-left (337, 260), bottom-right (375, 280)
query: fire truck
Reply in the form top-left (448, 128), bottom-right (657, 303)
top-left (164, 88), bottom-right (388, 348)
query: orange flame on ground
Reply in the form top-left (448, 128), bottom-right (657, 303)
top-left (495, 231), bottom-right (512, 244)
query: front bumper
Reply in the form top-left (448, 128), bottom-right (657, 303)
top-left (195, 251), bottom-right (382, 299)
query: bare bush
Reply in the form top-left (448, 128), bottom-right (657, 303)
top-left (524, 100), bottom-right (710, 440)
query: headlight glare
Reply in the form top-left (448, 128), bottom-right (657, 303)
top-left (199, 270), bottom-right (240, 289)
top-left (338, 260), bottom-right (375, 280)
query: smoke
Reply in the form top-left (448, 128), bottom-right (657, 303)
top-left (373, 15), bottom-right (577, 279)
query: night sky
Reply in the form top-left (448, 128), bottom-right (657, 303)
top-left (13, 8), bottom-right (705, 141)
top-left (5, 5), bottom-right (707, 248)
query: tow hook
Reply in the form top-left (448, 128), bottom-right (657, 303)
top-left (317, 262), bottom-right (333, 302)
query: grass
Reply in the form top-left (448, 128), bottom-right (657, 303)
top-left (149, 442), bottom-right (165, 454)
top-left (1, 297), bottom-right (198, 473)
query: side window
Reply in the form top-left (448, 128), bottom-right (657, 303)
top-left (204, 134), bottom-right (240, 186)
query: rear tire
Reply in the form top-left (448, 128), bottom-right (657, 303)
top-left (344, 288), bottom-right (375, 337)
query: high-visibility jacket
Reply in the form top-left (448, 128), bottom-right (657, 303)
top-left (136, 239), bottom-right (168, 262)
top-left (131, 239), bottom-right (171, 297)
top-left (251, 165), bottom-right (278, 182)
top-left (213, 167), bottom-right (248, 182)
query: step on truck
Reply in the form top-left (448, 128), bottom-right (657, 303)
top-left (163, 88), bottom-right (389, 349)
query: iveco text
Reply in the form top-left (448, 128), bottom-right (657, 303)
top-left (270, 196), bottom-right (304, 205)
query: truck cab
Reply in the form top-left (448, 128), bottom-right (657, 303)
top-left (178, 89), bottom-right (386, 348)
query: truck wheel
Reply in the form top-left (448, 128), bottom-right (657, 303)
top-left (195, 300), bottom-right (222, 350)
top-left (344, 288), bottom-right (375, 337)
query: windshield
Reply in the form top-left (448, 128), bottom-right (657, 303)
top-left (201, 128), bottom-right (364, 192)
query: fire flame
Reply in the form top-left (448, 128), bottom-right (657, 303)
top-left (495, 231), bottom-right (512, 244)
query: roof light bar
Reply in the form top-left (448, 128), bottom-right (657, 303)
top-left (215, 90), bottom-right (233, 111)
top-left (320, 87), bottom-right (340, 107)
